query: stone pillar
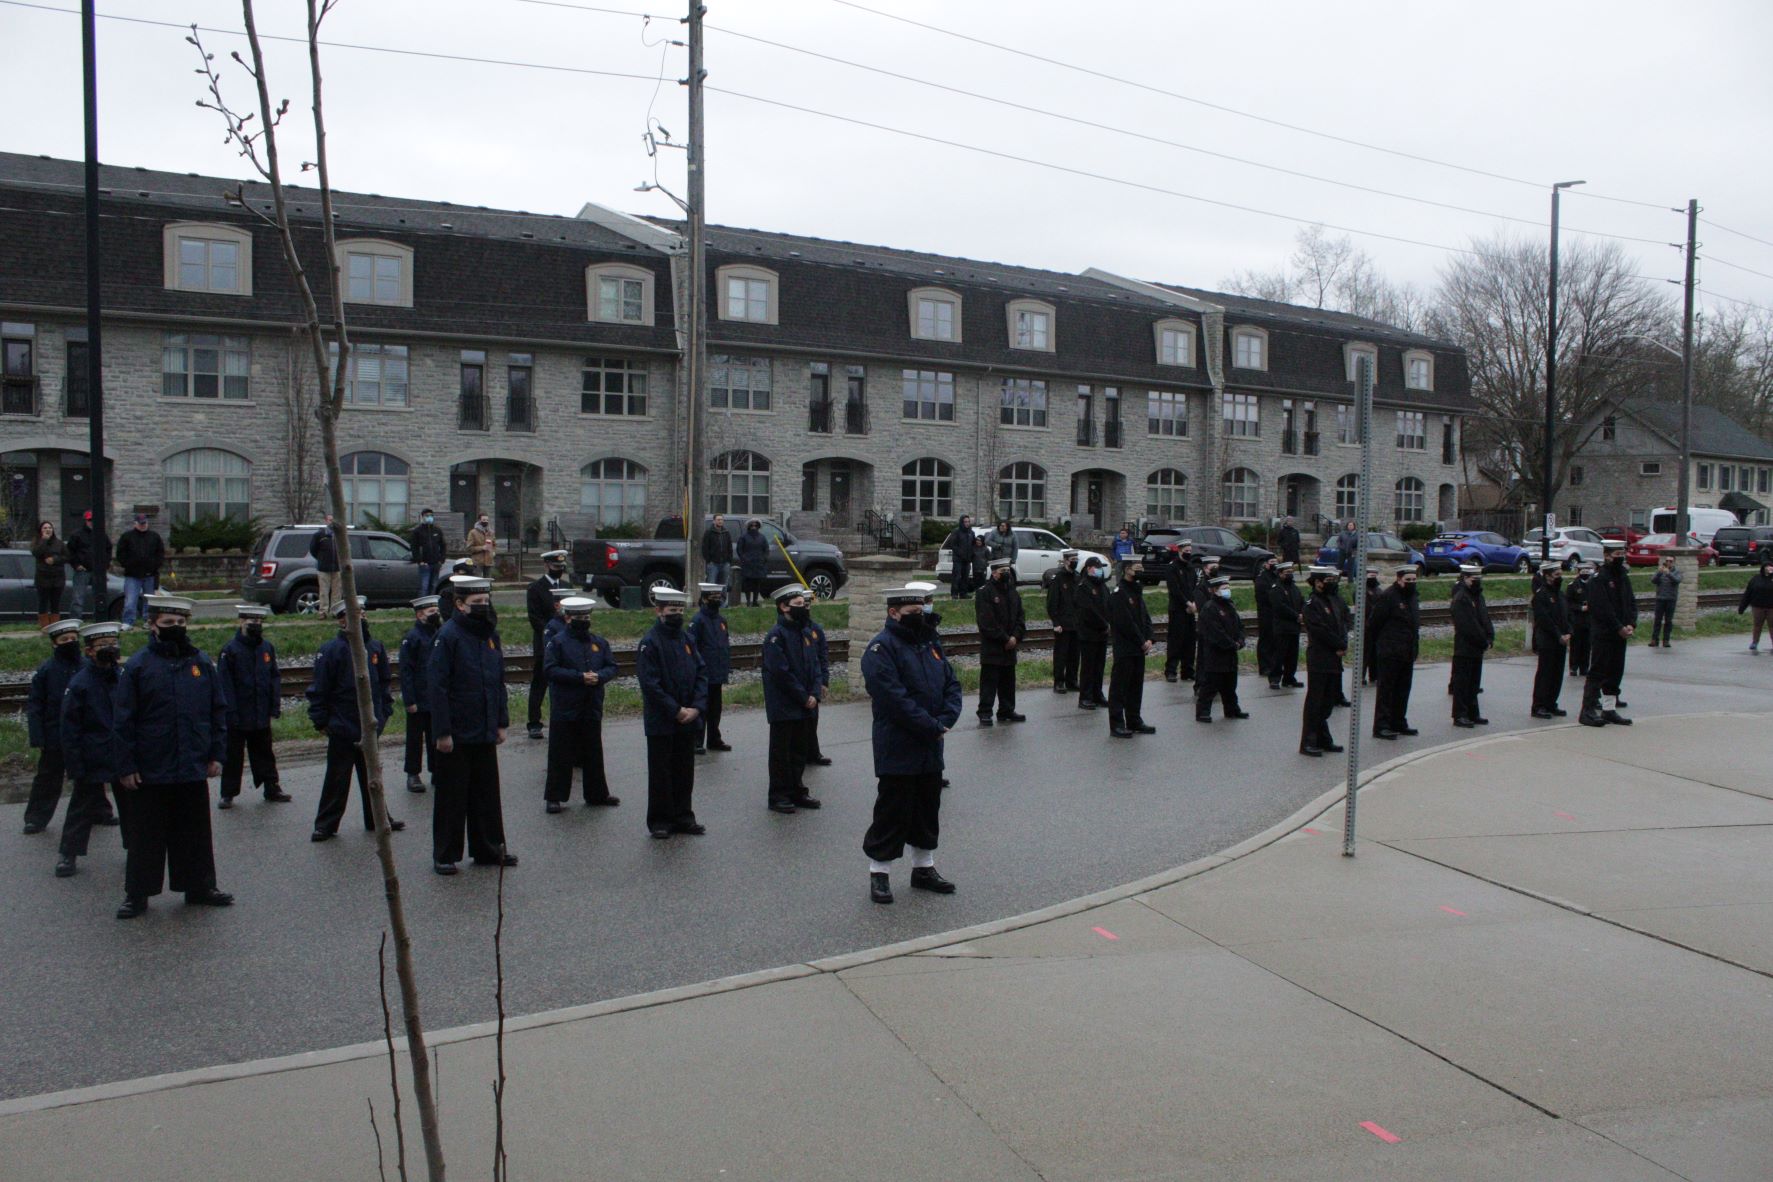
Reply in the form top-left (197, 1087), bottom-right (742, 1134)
top-left (1664, 546), bottom-right (1701, 631)
top-left (844, 554), bottom-right (918, 690)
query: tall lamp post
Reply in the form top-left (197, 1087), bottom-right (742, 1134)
top-left (1543, 179), bottom-right (1586, 563)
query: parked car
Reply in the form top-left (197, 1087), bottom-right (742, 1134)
top-left (1626, 533), bottom-right (1717, 568)
top-left (1137, 526), bottom-right (1273, 580)
top-left (1421, 531), bottom-right (1533, 575)
top-left (0, 549), bottom-right (125, 621)
top-left (1315, 530), bottom-right (1427, 573)
top-left (1519, 526), bottom-right (1612, 570)
top-left (1648, 506), bottom-right (1738, 544)
top-left (1707, 525), bottom-right (1773, 565)
top-left (1591, 524), bottom-right (1647, 548)
top-left (240, 524), bottom-right (425, 614)
top-left (936, 525), bottom-right (1107, 586)
top-left (574, 516), bottom-right (848, 602)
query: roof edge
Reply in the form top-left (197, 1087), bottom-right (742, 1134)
top-left (1081, 268), bottom-right (1222, 315)
top-left (574, 202), bottom-right (682, 253)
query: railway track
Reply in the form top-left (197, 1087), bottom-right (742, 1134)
top-left (0, 590), bottom-right (1741, 709)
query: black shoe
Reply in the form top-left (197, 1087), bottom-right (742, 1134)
top-left (1269, 680), bottom-right (1281, 690)
top-left (1226, 710), bottom-right (1251, 719)
top-left (648, 828), bottom-right (672, 840)
top-left (1133, 723), bottom-right (1156, 734)
top-left (809, 756), bottom-right (833, 766)
top-left (1616, 699), bottom-right (1628, 708)
top-left (940, 778), bottom-right (950, 787)
top-left (1195, 715), bottom-right (1213, 724)
top-left (1579, 711), bottom-right (1607, 728)
top-left (1532, 708), bottom-right (1555, 719)
top-left (707, 741), bottom-right (733, 752)
top-left (1058, 684), bottom-right (1075, 692)
top-left (1398, 727), bottom-right (1420, 736)
top-left (310, 829), bottom-right (336, 842)
top-left (434, 861), bottom-right (460, 874)
top-left (546, 801), bottom-right (564, 814)
top-left (527, 725), bottom-right (545, 740)
top-left (1300, 746), bottom-right (1323, 757)
top-left (693, 746), bottom-right (707, 755)
top-left (1453, 718), bottom-right (1476, 729)
top-left (383, 819), bottom-right (407, 832)
top-left (870, 872), bottom-right (894, 904)
top-left (910, 866), bottom-right (956, 894)
top-left (1472, 717), bottom-right (1490, 726)
top-left (1322, 742), bottom-right (1345, 753)
top-left (54, 855), bottom-right (76, 878)
top-left (977, 716), bottom-right (994, 728)
top-left (1284, 679), bottom-right (1304, 688)
top-left (1164, 674), bottom-right (1178, 683)
top-left (586, 796), bottom-right (621, 807)
top-left (1334, 698), bottom-right (1354, 708)
top-left (217, 797), bottom-right (233, 811)
top-left (185, 888), bottom-right (235, 907)
top-left (1374, 730), bottom-right (1399, 740)
top-left (1078, 700), bottom-right (1099, 710)
top-left (116, 895), bottom-right (148, 919)
top-left (472, 852), bottom-right (520, 867)
top-left (791, 795), bottom-right (822, 810)
top-left (999, 712), bottom-right (1027, 723)
top-left (1550, 707), bottom-right (1567, 717)
top-left (96, 814), bottom-right (120, 826)
top-left (1603, 710), bottom-right (1632, 726)
top-left (671, 822), bottom-right (707, 836)
top-left (264, 788), bottom-right (292, 803)
top-left (1111, 726), bottom-right (1135, 738)
top-left (769, 799), bottom-right (798, 814)
top-left (406, 775), bottom-right (427, 793)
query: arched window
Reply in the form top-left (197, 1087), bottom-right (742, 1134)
top-left (997, 461), bottom-right (1046, 521)
top-left (1221, 467), bottom-right (1259, 520)
top-left (1394, 476), bottom-right (1425, 524)
top-left (1145, 468), bottom-right (1187, 522)
top-left (1334, 473), bottom-right (1360, 522)
top-left (900, 457), bottom-right (954, 517)
top-left (710, 450), bottom-right (770, 516)
top-left (339, 451), bottom-right (410, 526)
top-left (580, 458), bottom-right (647, 526)
top-left (162, 448), bottom-right (251, 524)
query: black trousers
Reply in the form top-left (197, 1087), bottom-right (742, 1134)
top-left (1255, 616), bottom-right (1275, 677)
top-left (1196, 670), bottom-right (1241, 719)
top-left (767, 717), bottom-right (811, 804)
top-left (122, 780), bottom-right (217, 899)
top-left (1053, 629), bottom-right (1079, 689)
top-left (1108, 650), bottom-right (1146, 728)
top-left (220, 726), bottom-right (279, 798)
top-left (1652, 601), bottom-right (1675, 644)
top-left (1533, 644), bottom-right (1566, 710)
top-left (1583, 635), bottom-right (1629, 710)
top-left (1270, 631), bottom-right (1300, 685)
top-left (863, 772), bottom-right (943, 862)
top-left (645, 732), bottom-right (697, 830)
top-left (1568, 623), bottom-right (1591, 675)
top-left (528, 629), bottom-right (549, 726)
top-left (807, 706), bottom-right (825, 760)
top-left (404, 710), bottom-right (437, 777)
top-left (976, 663), bottom-right (1018, 719)
top-left (1077, 641), bottom-right (1107, 704)
top-left (60, 781), bottom-right (113, 857)
top-left (314, 734), bottom-right (379, 833)
top-left (698, 683), bottom-right (725, 748)
top-left (433, 742), bottom-right (507, 864)
top-left (1165, 614), bottom-right (1195, 679)
top-left (1374, 658), bottom-right (1413, 735)
top-left (1301, 668), bottom-right (1336, 749)
top-left (545, 717), bottom-right (611, 803)
top-left (1451, 650), bottom-right (1484, 721)
top-left (742, 577), bottom-right (765, 607)
top-left (37, 586), bottom-right (63, 616)
top-left (24, 746), bottom-right (67, 829)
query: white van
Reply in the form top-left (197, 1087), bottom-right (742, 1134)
top-left (1647, 506), bottom-right (1738, 543)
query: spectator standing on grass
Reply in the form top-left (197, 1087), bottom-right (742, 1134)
top-left (409, 509), bottom-right (448, 598)
top-left (1741, 554), bottom-right (1773, 652)
top-left (308, 514), bottom-right (340, 617)
top-left (66, 510), bottom-right (110, 619)
top-left (1649, 556), bottom-right (1682, 648)
top-left (116, 513), bottom-right (165, 629)
top-left (31, 520), bottom-right (69, 627)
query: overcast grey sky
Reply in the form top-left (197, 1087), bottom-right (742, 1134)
top-left (7, 0), bottom-right (1772, 317)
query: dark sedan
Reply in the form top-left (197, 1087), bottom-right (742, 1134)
top-left (1139, 526), bottom-right (1273, 579)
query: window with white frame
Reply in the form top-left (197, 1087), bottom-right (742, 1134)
top-left (337, 240), bottom-right (413, 307)
top-left (710, 354), bottom-right (771, 411)
top-left (997, 461), bottom-right (1046, 520)
top-left (1760, 469), bottom-right (1770, 495)
top-left (162, 332), bottom-right (250, 400)
top-left (908, 288), bottom-right (960, 342)
top-left (902, 369), bottom-right (955, 421)
top-left (1232, 328), bottom-right (1266, 370)
top-left (1721, 465), bottom-right (1734, 492)
top-left (579, 458), bottom-right (647, 526)
top-left (339, 451), bottom-right (409, 526)
top-left (1155, 319), bottom-right (1195, 367)
top-left (1570, 465), bottom-right (1584, 487)
top-left (1639, 461), bottom-right (1662, 477)
top-left (1000, 377), bottom-right (1048, 428)
top-left (1335, 474), bottom-right (1359, 521)
top-left (1345, 344), bottom-right (1379, 383)
top-left (1602, 416), bottom-right (1617, 441)
top-left (1222, 468), bottom-right (1259, 519)
top-left (716, 265), bottom-right (778, 324)
top-left (1396, 410), bottom-right (1426, 450)
top-left (329, 342), bottom-right (409, 407)
top-left (164, 223), bottom-right (252, 295)
top-left (1404, 350), bottom-right (1434, 391)
top-left (709, 450), bottom-right (771, 515)
top-left (1223, 391), bottom-right (1259, 437)
top-left (1568, 505), bottom-right (1583, 526)
top-left (585, 263), bottom-right (654, 326)
top-left (1147, 390), bottom-right (1187, 437)
top-left (901, 457), bottom-right (954, 517)
top-left (1335, 403), bottom-right (1356, 444)
top-left (1146, 468), bottom-right (1186, 521)
top-left (581, 356), bottom-right (648, 416)
top-left (1394, 476), bottom-right (1425, 524)
top-left (1698, 463), bottom-right (1712, 490)
top-left (1006, 299), bottom-right (1055, 352)
top-left (1, 322), bottom-right (35, 415)
top-left (1741, 466), bottom-right (1753, 492)
top-left (162, 448), bottom-right (251, 523)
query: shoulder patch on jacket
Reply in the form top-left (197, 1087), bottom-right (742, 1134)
top-left (870, 643), bottom-right (882, 652)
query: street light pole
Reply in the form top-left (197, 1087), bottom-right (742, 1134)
top-left (1677, 198), bottom-right (1698, 542)
top-left (1543, 179), bottom-right (1585, 564)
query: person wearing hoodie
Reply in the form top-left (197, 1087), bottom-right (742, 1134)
top-left (54, 621), bottom-right (129, 878)
top-left (736, 518), bottom-right (771, 607)
top-left (1739, 554), bottom-right (1773, 652)
top-left (1648, 556), bottom-right (1683, 647)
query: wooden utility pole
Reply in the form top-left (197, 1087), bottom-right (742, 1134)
top-left (1676, 198), bottom-right (1698, 541)
top-left (683, 0), bottom-right (707, 587)
top-left (81, 0), bottom-right (108, 535)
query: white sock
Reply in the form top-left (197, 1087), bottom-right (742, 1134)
top-left (868, 859), bottom-right (895, 875)
top-left (1604, 695), bottom-right (1619, 711)
top-left (909, 846), bottom-right (935, 869)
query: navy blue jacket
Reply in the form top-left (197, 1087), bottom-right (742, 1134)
top-left (306, 631), bottom-right (394, 741)
top-left (60, 660), bottom-right (126, 784)
top-left (862, 617), bottom-right (962, 776)
top-left (398, 620), bottom-right (442, 710)
top-left (425, 615), bottom-right (509, 745)
top-left (809, 619), bottom-right (831, 687)
top-left (117, 638), bottom-right (228, 784)
top-left (27, 647), bottom-right (81, 750)
top-left (687, 606), bottom-right (731, 685)
top-left (762, 617), bottom-right (821, 722)
top-left (544, 627), bottom-right (621, 721)
top-left (736, 528), bottom-right (771, 578)
top-left (635, 619), bottom-right (708, 737)
top-left (217, 631), bottom-right (282, 732)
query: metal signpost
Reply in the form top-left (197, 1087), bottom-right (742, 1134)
top-left (1342, 355), bottom-right (1375, 858)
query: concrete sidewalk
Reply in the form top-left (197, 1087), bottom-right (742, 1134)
top-left (4, 711), bottom-right (1771, 1180)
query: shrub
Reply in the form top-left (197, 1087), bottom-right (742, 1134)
top-left (170, 515), bottom-right (260, 553)
top-left (1398, 522), bottom-right (1438, 543)
top-left (595, 520), bottom-right (646, 539)
top-left (922, 518), bottom-right (955, 545)
top-left (360, 512), bottom-right (414, 541)
top-left (1236, 522), bottom-right (1269, 544)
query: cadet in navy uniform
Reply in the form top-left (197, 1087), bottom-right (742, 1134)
top-left (55, 621), bottom-right (128, 878)
top-left (23, 618), bottom-right (89, 836)
top-left (763, 584), bottom-right (822, 814)
top-left (1073, 555), bottom-right (1111, 708)
top-left (805, 611), bottom-right (834, 766)
top-left (687, 583), bottom-right (732, 754)
top-left (1530, 562), bottom-right (1572, 719)
top-left (1566, 561), bottom-right (1595, 676)
top-left (1162, 539), bottom-right (1197, 682)
top-left (1449, 563), bottom-right (1494, 727)
top-left (862, 585), bottom-right (963, 904)
top-left (543, 595), bottom-right (621, 812)
top-left (399, 596), bottom-right (443, 792)
top-left (114, 595), bottom-right (233, 919)
top-left (1580, 540), bottom-right (1637, 727)
top-left (427, 575), bottom-right (517, 874)
top-left (1047, 548), bottom-right (1081, 693)
top-left (636, 587), bottom-right (708, 838)
top-left (216, 604), bottom-right (289, 808)
top-left (1368, 565), bottom-right (1421, 740)
top-left (1299, 567), bottom-right (1349, 756)
top-left (525, 549), bottom-right (572, 739)
top-left (1192, 554), bottom-right (1223, 688)
top-left (973, 556), bottom-right (1026, 725)
top-left (308, 597), bottom-right (403, 840)
top-left (1106, 560), bottom-right (1155, 737)
top-left (1266, 562), bottom-right (1304, 690)
top-left (1196, 574), bottom-right (1249, 722)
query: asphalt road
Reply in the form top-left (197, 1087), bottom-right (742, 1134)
top-left (1, 636), bottom-right (1766, 1100)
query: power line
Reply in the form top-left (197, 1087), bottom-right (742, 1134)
top-left (1701, 218), bottom-right (1773, 252)
top-left (1701, 289), bottom-right (1773, 317)
top-left (1704, 255), bottom-right (1773, 284)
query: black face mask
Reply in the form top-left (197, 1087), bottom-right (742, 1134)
top-left (661, 612), bottom-right (684, 630)
top-left (422, 613), bottom-right (441, 629)
top-left (789, 605), bottom-right (811, 625)
top-left (703, 598), bottom-right (722, 614)
top-left (244, 623), bottom-right (263, 640)
top-left (569, 619), bottom-right (591, 637)
top-left (1402, 583), bottom-right (1418, 597)
top-left (95, 645), bottom-right (121, 667)
top-left (54, 642), bottom-right (79, 663)
top-left (156, 625), bottom-right (188, 647)
top-left (468, 603), bottom-right (494, 621)
top-left (546, 565), bottom-right (566, 578)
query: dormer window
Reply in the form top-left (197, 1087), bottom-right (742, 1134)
top-left (1345, 341), bottom-right (1379, 383)
top-left (1155, 319), bottom-right (1195, 367)
top-left (1403, 349), bottom-right (1435, 391)
top-left (1232, 326), bottom-right (1267, 370)
top-left (163, 222), bottom-right (252, 295)
top-left (908, 287), bottom-right (961, 342)
top-left (585, 262), bottom-right (655, 326)
top-left (336, 239), bottom-right (413, 307)
top-left (716, 264), bottom-right (779, 324)
top-left (1007, 298), bottom-right (1055, 352)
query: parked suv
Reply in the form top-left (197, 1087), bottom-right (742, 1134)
top-left (1138, 526), bottom-right (1273, 580)
top-left (936, 525), bottom-right (1108, 586)
top-left (241, 524), bottom-right (424, 613)
top-left (0, 549), bottom-right (125, 620)
top-left (1710, 525), bottom-right (1773, 565)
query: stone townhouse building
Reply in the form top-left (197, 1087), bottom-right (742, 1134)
top-left (1563, 400), bottom-right (1773, 531)
top-left (0, 151), bottom-right (1473, 554)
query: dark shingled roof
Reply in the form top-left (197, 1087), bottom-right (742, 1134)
top-left (1623, 399), bottom-right (1773, 463)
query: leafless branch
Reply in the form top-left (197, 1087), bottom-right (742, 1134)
top-left (368, 1099), bottom-right (389, 1182)
top-left (493, 859), bottom-right (509, 1182)
top-left (378, 932), bottom-right (410, 1182)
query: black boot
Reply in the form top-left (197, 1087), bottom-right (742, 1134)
top-left (116, 895), bottom-right (148, 919)
top-left (910, 866), bottom-right (956, 894)
top-left (870, 872), bottom-right (893, 904)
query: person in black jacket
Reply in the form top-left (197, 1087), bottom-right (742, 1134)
top-left (399, 596), bottom-right (443, 792)
top-left (427, 576), bottom-right (516, 873)
top-left (687, 583), bottom-right (732, 753)
top-left (409, 509), bottom-right (448, 598)
top-left (1163, 539), bottom-right (1198, 682)
top-left (1566, 561), bottom-right (1595, 675)
top-left (1253, 555), bottom-right (1279, 681)
top-left (1299, 567), bottom-right (1349, 756)
top-left (1581, 540), bottom-right (1637, 727)
top-left (308, 514), bottom-right (341, 618)
top-left (1530, 562), bottom-right (1572, 718)
top-left (701, 514), bottom-right (735, 591)
top-left (1047, 549), bottom-right (1081, 693)
top-left (1267, 562), bottom-right (1304, 690)
top-left (1196, 574), bottom-right (1249, 721)
top-left (1275, 517), bottom-right (1302, 564)
top-left (23, 619), bottom-right (86, 836)
top-left (736, 519), bottom-right (771, 607)
top-left (543, 597), bottom-right (621, 812)
top-left (1449, 564), bottom-right (1494, 727)
top-left (1368, 566), bottom-right (1421, 739)
top-left (116, 513), bottom-right (166, 628)
top-left (763, 584), bottom-right (822, 813)
top-left (66, 510), bottom-right (111, 619)
top-left (307, 597), bottom-right (402, 840)
top-left (216, 604), bottom-right (289, 807)
top-left (636, 587), bottom-right (708, 838)
top-left (54, 621), bottom-right (127, 878)
top-left (1738, 554), bottom-right (1773, 651)
top-left (943, 515), bottom-right (978, 599)
top-left (524, 549), bottom-right (572, 739)
top-left (1074, 556), bottom-right (1111, 708)
top-left (1107, 560), bottom-right (1155, 736)
top-left (973, 557), bottom-right (1026, 725)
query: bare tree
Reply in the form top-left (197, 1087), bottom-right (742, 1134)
top-left (190, 5), bottom-right (446, 1178)
top-left (1222, 224), bottom-right (1427, 331)
top-left (278, 328), bottom-right (325, 521)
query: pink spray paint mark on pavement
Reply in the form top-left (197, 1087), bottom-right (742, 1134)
top-left (1360, 1121), bottom-right (1402, 1144)
top-left (1302, 827), bottom-right (1323, 835)
top-left (1091, 926), bottom-right (1119, 941)
top-left (1554, 811), bottom-right (1577, 821)
top-left (1439, 906), bottom-right (1467, 917)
